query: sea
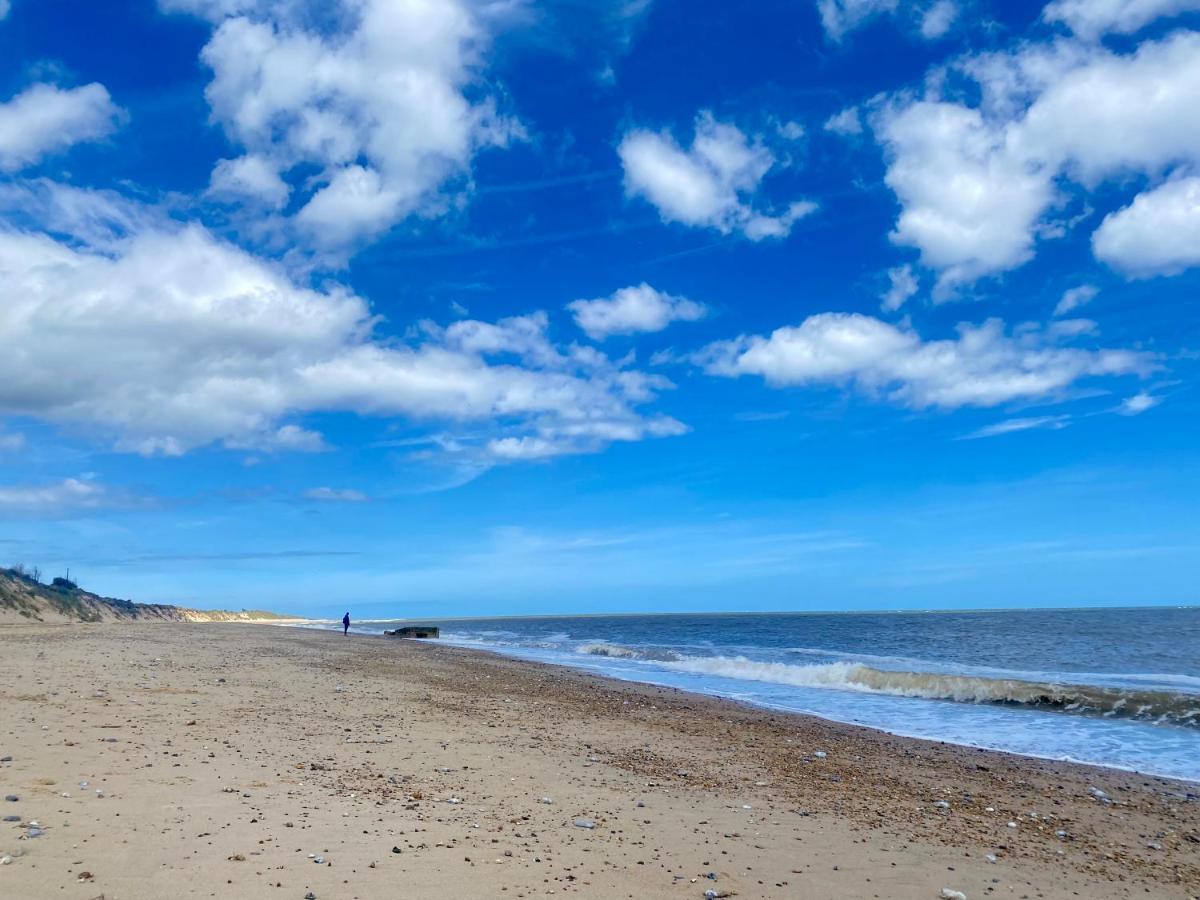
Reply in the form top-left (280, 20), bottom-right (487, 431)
top-left (304, 607), bottom-right (1200, 782)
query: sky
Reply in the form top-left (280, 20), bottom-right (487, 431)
top-left (0, 0), bottom-right (1197, 618)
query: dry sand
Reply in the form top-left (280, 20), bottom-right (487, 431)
top-left (0, 624), bottom-right (1197, 900)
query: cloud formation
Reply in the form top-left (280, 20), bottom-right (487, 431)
top-left (619, 112), bottom-right (815, 240)
top-left (164, 0), bottom-right (520, 254)
top-left (1043, 0), bottom-right (1200, 38)
top-left (568, 283), bottom-right (706, 340)
top-left (1093, 176), bottom-right (1200, 277)
top-left (0, 83), bottom-right (124, 172)
top-left (0, 478), bottom-right (119, 516)
top-left (0, 181), bottom-right (683, 461)
top-left (700, 313), bottom-right (1149, 409)
top-left (875, 30), bottom-right (1200, 291)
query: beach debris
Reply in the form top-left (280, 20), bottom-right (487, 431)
top-left (3, 815), bottom-right (20, 822)
top-left (22, 824), bottom-right (45, 839)
top-left (540, 796), bottom-right (553, 804)
top-left (0, 856), bottom-right (12, 866)
top-left (1055, 829), bottom-right (1072, 840)
top-left (934, 800), bottom-right (950, 809)
top-left (939, 890), bottom-right (967, 900)
top-left (313, 856), bottom-right (324, 864)
top-left (813, 751), bottom-right (827, 759)
top-left (1088, 786), bottom-right (1110, 802)
top-left (985, 853), bottom-right (997, 863)
top-left (704, 890), bottom-right (736, 898)
top-left (573, 817), bottom-right (597, 829)
top-left (305, 893), bottom-right (316, 900)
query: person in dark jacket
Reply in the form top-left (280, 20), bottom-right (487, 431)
top-left (342, 612), bottom-right (350, 636)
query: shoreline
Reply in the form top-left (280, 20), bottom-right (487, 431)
top-left (1, 623), bottom-right (1196, 898)
top-left (295, 621), bottom-right (1200, 785)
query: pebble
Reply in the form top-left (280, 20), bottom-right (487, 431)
top-left (573, 818), bottom-right (597, 829)
top-left (0, 856), bottom-right (11, 866)
top-left (4, 795), bottom-right (17, 802)
top-left (813, 751), bottom-right (827, 759)
top-left (305, 893), bottom-right (316, 900)
top-left (3, 815), bottom-right (20, 822)
top-left (934, 800), bottom-right (950, 809)
top-left (939, 890), bottom-right (967, 900)
top-left (540, 797), bottom-right (553, 804)
top-left (0, 756), bottom-right (12, 762)
top-left (985, 853), bottom-right (997, 863)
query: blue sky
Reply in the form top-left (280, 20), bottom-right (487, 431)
top-left (0, 0), bottom-right (1197, 617)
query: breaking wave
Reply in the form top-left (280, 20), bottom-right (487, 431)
top-left (662, 657), bottom-right (1200, 727)
top-left (577, 642), bottom-right (682, 662)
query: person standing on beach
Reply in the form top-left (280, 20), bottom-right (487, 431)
top-left (342, 611), bottom-right (350, 636)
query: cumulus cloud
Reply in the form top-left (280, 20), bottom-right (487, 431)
top-left (0, 181), bottom-right (683, 462)
top-left (568, 284), bottom-right (706, 340)
top-left (303, 487), bottom-right (368, 502)
top-left (1043, 0), bottom-right (1200, 39)
top-left (874, 31), bottom-right (1200, 291)
top-left (1093, 176), bottom-right (1200, 277)
top-left (208, 154), bottom-right (290, 208)
top-left (0, 82), bottom-right (124, 172)
top-left (618, 111), bottom-right (816, 240)
top-left (1054, 284), bottom-right (1099, 316)
top-left (881, 264), bottom-right (919, 311)
top-left (699, 313), bottom-right (1149, 409)
top-left (163, 0), bottom-right (520, 253)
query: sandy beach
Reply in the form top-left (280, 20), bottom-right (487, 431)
top-left (0, 624), bottom-right (1197, 900)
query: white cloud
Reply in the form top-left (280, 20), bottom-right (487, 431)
top-left (817, 0), bottom-right (898, 40)
top-left (568, 284), bottom-right (706, 340)
top-left (0, 1), bottom-right (10, 21)
top-left (0, 181), bottom-right (682, 462)
top-left (1043, 0), bottom-right (1200, 39)
top-left (881, 264), bottom-right (919, 311)
top-left (920, 0), bottom-right (958, 38)
top-left (960, 415), bottom-right (1071, 440)
top-left (877, 100), bottom-right (1053, 293)
top-left (164, 0), bottom-right (519, 254)
top-left (0, 430), bottom-right (24, 452)
top-left (0, 83), bottom-right (124, 172)
top-left (824, 107), bottom-right (863, 136)
top-left (1092, 176), bottom-right (1200, 277)
top-left (1054, 284), bottom-right (1099, 316)
top-left (700, 313), bottom-right (1148, 409)
top-left (209, 154), bottom-right (290, 208)
top-left (817, 0), bottom-right (958, 40)
top-left (875, 31), bottom-right (1200, 290)
top-left (618, 111), bottom-right (816, 240)
top-left (1117, 392), bottom-right (1161, 415)
top-left (0, 478), bottom-right (115, 516)
top-left (303, 487), bottom-right (368, 503)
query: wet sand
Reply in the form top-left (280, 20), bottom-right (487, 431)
top-left (0, 623), bottom-right (1197, 899)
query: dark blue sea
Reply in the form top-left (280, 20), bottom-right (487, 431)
top-left (303, 607), bottom-right (1200, 781)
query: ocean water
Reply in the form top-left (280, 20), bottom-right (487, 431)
top-left (313, 607), bottom-right (1200, 782)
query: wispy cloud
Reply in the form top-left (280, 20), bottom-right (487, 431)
top-left (959, 415), bottom-right (1071, 440)
top-left (303, 487), bottom-right (370, 503)
top-left (0, 477), bottom-right (147, 517)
